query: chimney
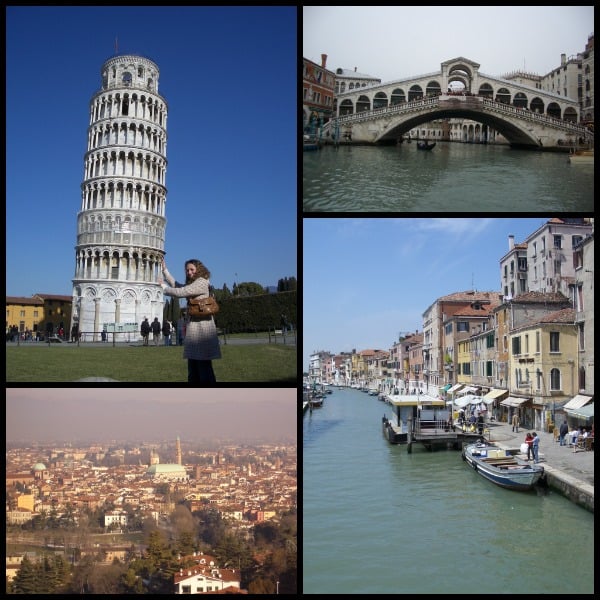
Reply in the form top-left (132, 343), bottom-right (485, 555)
top-left (561, 53), bottom-right (566, 66)
top-left (354, 66), bottom-right (357, 72)
top-left (321, 53), bottom-right (327, 68)
top-left (508, 235), bottom-right (514, 250)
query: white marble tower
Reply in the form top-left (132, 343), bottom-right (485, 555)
top-left (70, 54), bottom-right (168, 341)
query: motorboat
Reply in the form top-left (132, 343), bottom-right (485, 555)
top-left (462, 441), bottom-right (544, 491)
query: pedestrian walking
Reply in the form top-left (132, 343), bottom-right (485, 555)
top-left (559, 419), bottom-right (569, 446)
top-left (140, 317), bottom-right (151, 346)
top-left (512, 412), bottom-right (520, 433)
top-left (151, 317), bottom-right (161, 346)
top-left (159, 258), bottom-right (221, 383)
top-left (531, 432), bottom-right (540, 463)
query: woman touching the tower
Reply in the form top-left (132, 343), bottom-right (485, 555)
top-left (159, 258), bottom-right (221, 384)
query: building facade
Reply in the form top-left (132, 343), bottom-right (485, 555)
top-left (70, 54), bottom-right (168, 341)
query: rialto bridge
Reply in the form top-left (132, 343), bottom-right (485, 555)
top-left (321, 57), bottom-right (592, 149)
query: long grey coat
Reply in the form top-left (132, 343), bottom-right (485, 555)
top-left (162, 269), bottom-right (221, 361)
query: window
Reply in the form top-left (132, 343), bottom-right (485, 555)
top-left (445, 323), bottom-right (452, 334)
top-left (457, 322), bottom-right (469, 332)
top-left (486, 333), bottom-right (494, 348)
top-left (553, 235), bottom-right (562, 249)
top-left (572, 235), bottom-right (583, 248)
top-left (550, 368), bottom-right (561, 390)
top-left (549, 332), bottom-right (560, 352)
top-left (579, 367), bottom-right (585, 390)
top-left (486, 361), bottom-right (493, 377)
top-left (524, 334), bottom-right (529, 353)
top-left (512, 336), bottom-right (521, 355)
top-left (518, 257), bottom-right (527, 271)
top-left (578, 322), bottom-right (584, 351)
top-left (536, 369), bottom-right (542, 390)
top-left (535, 331), bottom-right (540, 353)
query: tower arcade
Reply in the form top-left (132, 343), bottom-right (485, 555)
top-left (70, 54), bottom-right (168, 341)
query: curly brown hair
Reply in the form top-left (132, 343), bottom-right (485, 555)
top-left (185, 259), bottom-right (210, 282)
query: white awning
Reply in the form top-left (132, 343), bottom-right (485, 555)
top-left (448, 383), bottom-right (464, 393)
top-left (484, 388), bottom-right (508, 400)
top-left (457, 385), bottom-right (477, 395)
top-left (386, 394), bottom-right (445, 407)
top-left (500, 397), bottom-right (531, 407)
top-left (562, 394), bottom-right (593, 410)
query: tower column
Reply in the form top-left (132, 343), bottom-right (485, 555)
top-left (93, 297), bottom-right (101, 342)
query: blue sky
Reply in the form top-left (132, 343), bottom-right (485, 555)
top-left (303, 217), bottom-right (551, 371)
top-left (7, 6), bottom-right (296, 297)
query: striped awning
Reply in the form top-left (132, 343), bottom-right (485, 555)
top-left (500, 396), bottom-right (531, 407)
top-left (562, 394), bottom-right (593, 410)
top-left (484, 388), bottom-right (509, 400)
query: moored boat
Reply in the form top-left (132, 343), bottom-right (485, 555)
top-left (462, 441), bottom-right (544, 491)
top-left (568, 149), bottom-right (594, 164)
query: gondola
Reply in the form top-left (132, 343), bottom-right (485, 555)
top-left (417, 141), bottom-right (436, 150)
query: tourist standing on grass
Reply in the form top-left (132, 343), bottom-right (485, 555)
top-left (162, 319), bottom-right (172, 346)
top-left (159, 258), bottom-right (221, 384)
top-left (151, 317), bottom-right (161, 346)
top-left (140, 318), bottom-right (150, 346)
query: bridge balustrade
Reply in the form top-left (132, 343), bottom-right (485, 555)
top-left (326, 95), bottom-right (592, 142)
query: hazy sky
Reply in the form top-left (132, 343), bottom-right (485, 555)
top-left (7, 6), bottom-right (296, 297)
top-left (304, 217), bottom-right (550, 370)
top-left (304, 6), bottom-right (594, 81)
top-left (6, 388), bottom-right (296, 444)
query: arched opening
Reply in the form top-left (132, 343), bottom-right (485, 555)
top-left (373, 92), bottom-right (388, 109)
top-left (408, 85), bottom-right (423, 101)
top-left (356, 95), bottom-right (371, 113)
top-left (495, 88), bottom-right (511, 104)
top-left (478, 83), bottom-right (493, 98)
top-left (513, 93), bottom-right (528, 109)
top-left (391, 88), bottom-right (406, 105)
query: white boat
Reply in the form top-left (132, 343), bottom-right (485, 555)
top-left (462, 441), bottom-right (544, 491)
top-left (568, 149), bottom-right (594, 164)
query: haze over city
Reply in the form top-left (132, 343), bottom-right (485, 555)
top-left (6, 388), bottom-right (296, 444)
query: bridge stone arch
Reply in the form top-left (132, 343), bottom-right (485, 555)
top-left (377, 106), bottom-right (540, 147)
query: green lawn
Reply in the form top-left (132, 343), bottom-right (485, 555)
top-left (6, 344), bottom-right (296, 383)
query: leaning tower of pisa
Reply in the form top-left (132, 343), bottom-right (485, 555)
top-left (70, 54), bottom-right (168, 341)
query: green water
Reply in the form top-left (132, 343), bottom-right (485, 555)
top-left (303, 143), bottom-right (593, 212)
top-left (303, 389), bottom-right (594, 594)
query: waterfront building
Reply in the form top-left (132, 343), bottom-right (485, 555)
top-left (70, 54), bottom-right (168, 341)
top-left (507, 307), bottom-right (578, 431)
top-left (573, 233), bottom-right (594, 396)
top-left (303, 54), bottom-right (336, 134)
top-left (335, 65), bottom-right (381, 98)
top-left (499, 218), bottom-right (593, 300)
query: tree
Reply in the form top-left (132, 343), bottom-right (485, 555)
top-left (233, 282), bottom-right (266, 296)
top-left (11, 555), bottom-right (38, 594)
top-left (277, 276), bottom-right (297, 292)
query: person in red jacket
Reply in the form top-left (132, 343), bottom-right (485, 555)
top-left (525, 432), bottom-right (534, 461)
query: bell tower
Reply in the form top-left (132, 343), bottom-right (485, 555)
top-left (70, 54), bottom-right (168, 341)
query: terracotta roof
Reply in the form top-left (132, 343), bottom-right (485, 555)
top-left (451, 304), bottom-right (493, 317)
top-left (512, 291), bottom-right (571, 303)
top-left (6, 296), bottom-right (44, 305)
top-left (438, 290), bottom-right (502, 304)
top-left (517, 308), bottom-right (576, 330)
top-left (34, 294), bottom-right (73, 302)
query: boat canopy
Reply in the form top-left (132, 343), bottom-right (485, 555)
top-left (386, 394), bottom-right (445, 407)
top-left (448, 383), bottom-right (464, 393)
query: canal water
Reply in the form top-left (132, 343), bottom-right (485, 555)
top-left (303, 388), bottom-right (594, 594)
top-left (303, 142), bottom-right (594, 212)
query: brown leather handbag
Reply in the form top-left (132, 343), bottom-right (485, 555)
top-left (187, 296), bottom-right (219, 317)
